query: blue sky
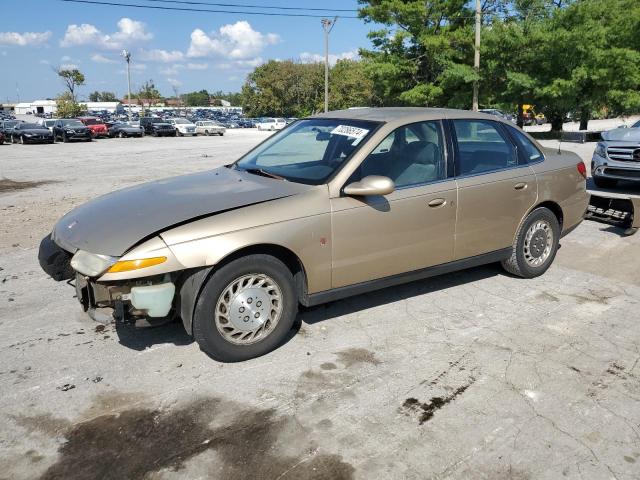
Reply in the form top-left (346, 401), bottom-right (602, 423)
top-left (0, 0), bottom-right (375, 102)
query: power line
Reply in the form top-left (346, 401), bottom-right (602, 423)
top-left (60, 0), bottom-right (360, 18)
top-left (141, 0), bottom-right (358, 12)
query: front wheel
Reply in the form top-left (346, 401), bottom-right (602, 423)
top-left (501, 207), bottom-right (560, 279)
top-left (193, 254), bottom-right (298, 362)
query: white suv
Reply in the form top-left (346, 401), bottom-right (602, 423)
top-left (168, 118), bottom-right (197, 136)
top-left (256, 117), bottom-right (287, 131)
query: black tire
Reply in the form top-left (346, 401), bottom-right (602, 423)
top-left (592, 176), bottom-right (617, 189)
top-left (119, 131), bottom-right (125, 138)
top-left (219, 132), bottom-right (224, 136)
top-left (501, 207), bottom-right (560, 279)
top-left (63, 133), bottom-right (68, 143)
top-left (193, 254), bottom-right (298, 362)
top-left (177, 131), bottom-right (183, 137)
top-left (205, 130), bottom-right (210, 136)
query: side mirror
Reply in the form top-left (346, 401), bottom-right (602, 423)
top-left (343, 175), bottom-right (395, 197)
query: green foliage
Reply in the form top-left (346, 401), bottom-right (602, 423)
top-left (135, 80), bottom-right (163, 112)
top-left (57, 68), bottom-right (85, 102)
top-left (241, 59), bottom-right (377, 117)
top-left (88, 91), bottom-right (119, 102)
top-left (183, 89), bottom-right (210, 106)
top-left (56, 92), bottom-right (86, 118)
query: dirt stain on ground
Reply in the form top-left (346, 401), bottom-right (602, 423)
top-left (320, 362), bottom-right (337, 371)
top-left (0, 178), bottom-right (56, 194)
top-left (401, 377), bottom-right (476, 425)
top-left (335, 348), bottom-right (381, 368)
top-left (10, 413), bottom-right (71, 437)
top-left (37, 396), bottom-right (354, 480)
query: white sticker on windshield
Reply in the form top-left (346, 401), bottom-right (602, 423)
top-left (330, 125), bottom-right (369, 145)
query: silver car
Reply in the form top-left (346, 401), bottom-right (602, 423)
top-left (592, 123), bottom-right (640, 188)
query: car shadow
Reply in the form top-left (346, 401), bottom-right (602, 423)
top-left (114, 320), bottom-right (194, 352)
top-left (294, 263), bottom-right (503, 329)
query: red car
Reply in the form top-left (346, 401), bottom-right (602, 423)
top-left (78, 117), bottom-right (108, 138)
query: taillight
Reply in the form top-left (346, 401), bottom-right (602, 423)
top-left (577, 162), bottom-right (587, 179)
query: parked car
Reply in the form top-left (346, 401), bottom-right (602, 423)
top-left (53, 119), bottom-right (92, 142)
top-left (39, 119), bottom-right (58, 132)
top-left (1, 119), bottom-right (21, 137)
top-left (195, 121), bottom-right (225, 136)
top-left (39, 107), bottom-right (588, 362)
top-left (78, 117), bottom-right (108, 138)
top-left (479, 109), bottom-right (516, 124)
top-left (256, 117), bottom-right (286, 131)
top-left (140, 117), bottom-right (176, 137)
top-left (591, 127), bottom-right (640, 188)
top-left (0, 131), bottom-right (5, 145)
top-left (168, 118), bottom-right (197, 137)
top-left (108, 122), bottom-right (144, 138)
top-left (10, 122), bottom-right (54, 144)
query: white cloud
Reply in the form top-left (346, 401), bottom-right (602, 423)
top-left (60, 63), bottom-right (79, 70)
top-left (61, 18), bottom-right (152, 50)
top-left (299, 50), bottom-right (358, 66)
top-left (159, 64), bottom-right (184, 76)
top-left (187, 21), bottom-right (279, 60)
top-left (1, 51), bottom-right (7, 56)
top-left (91, 53), bottom-right (117, 64)
top-left (39, 59), bottom-right (50, 65)
top-left (187, 62), bottom-right (208, 70)
top-left (139, 48), bottom-right (184, 63)
top-left (167, 78), bottom-right (182, 87)
top-left (0, 31), bottom-right (52, 46)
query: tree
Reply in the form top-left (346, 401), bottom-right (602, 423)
top-left (88, 91), bottom-right (118, 102)
top-left (56, 92), bottom-right (86, 118)
top-left (329, 59), bottom-right (377, 109)
top-left (56, 68), bottom-right (85, 102)
top-left (357, 0), bottom-right (480, 108)
top-left (135, 80), bottom-right (162, 113)
top-left (241, 60), bottom-right (324, 117)
top-left (182, 90), bottom-right (210, 107)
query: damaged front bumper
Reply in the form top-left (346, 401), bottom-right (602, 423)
top-left (38, 234), bottom-right (178, 323)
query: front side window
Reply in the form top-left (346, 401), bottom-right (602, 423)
top-left (351, 120), bottom-right (446, 188)
top-left (235, 118), bottom-right (379, 185)
top-left (453, 120), bottom-right (517, 176)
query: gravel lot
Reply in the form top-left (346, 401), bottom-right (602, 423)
top-left (1, 128), bottom-right (639, 480)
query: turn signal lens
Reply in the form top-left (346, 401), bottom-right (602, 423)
top-left (107, 256), bottom-right (167, 273)
top-left (577, 162), bottom-right (587, 179)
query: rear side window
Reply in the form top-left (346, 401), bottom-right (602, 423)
top-left (507, 126), bottom-right (544, 164)
top-left (453, 120), bottom-right (517, 176)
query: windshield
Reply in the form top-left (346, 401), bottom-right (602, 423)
top-left (149, 118), bottom-right (164, 124)
top-left (61, 120), bottom-right (84, 127)
top-left (22, 123), bottom-right (42, 129)
top-left (173, 118), bottom-right (190, 124)
top-left (82, 118), bottom-right (99, 125)
top-left (4, 121), bottom-right (19, 128)
top-left (235, 118), bottom-right (380, 185)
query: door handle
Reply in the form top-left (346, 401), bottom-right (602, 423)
top-left (514, 182), bottom-right (527, 190)
top-left (428, 198), bottom-right (446, 207)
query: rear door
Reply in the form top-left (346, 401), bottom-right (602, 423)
top-left (450, 119), bottom-right (537, 260)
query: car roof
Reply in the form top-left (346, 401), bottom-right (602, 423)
top-left (313, 107), bottom-right (509, 127)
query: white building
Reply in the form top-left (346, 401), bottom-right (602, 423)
top-left (84, 102), bottom-right (124, 113)
top-left (15, 100), bottom-right (57, 115)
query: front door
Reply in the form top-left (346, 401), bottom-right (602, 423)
top-left (331, 120), bottom-right (458, 288)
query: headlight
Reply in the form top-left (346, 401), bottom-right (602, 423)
top-left (594, 143), bottom-right (607, 158)
top-left (66, 129), bottom-right (75, 134)
top-left (107, 256), bottom-right (167, 273)
top-left (70, 250), bottom-right (117, 277)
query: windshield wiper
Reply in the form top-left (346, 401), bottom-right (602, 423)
top-left (243, 168), bottom-right (286, 180)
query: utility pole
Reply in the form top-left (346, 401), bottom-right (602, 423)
top-left (121, 50), bottom-right (132, 121)
top-left (472, 0), bottom-right (481, 111)
top-left (321, 17), bottom-right (338, 113)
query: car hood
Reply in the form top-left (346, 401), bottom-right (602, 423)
top-left (601, 128), bottom-right (640, 142)
top-left (52, 167), bottom-right (312, 257)
top-left (22, 128), bottom-right (51, 134)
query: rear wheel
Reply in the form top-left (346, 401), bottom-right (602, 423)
top-left (63, 133), bottom-right (69, 143)
top-left (204, 130), bottom-right (210, 136)
top-left (119, 131), bottom-right (126, 138)
top-left (501, 207), bottom-right (560, 279)
top-left (193, 254), bottom-right (298, 362)
top-left (593, 176), bottom-right (617, 189)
